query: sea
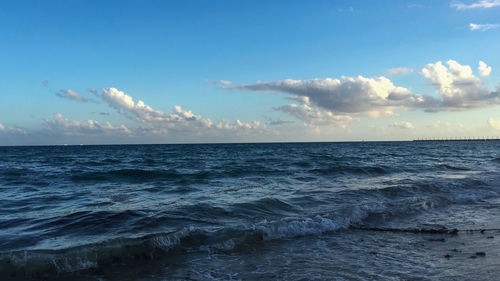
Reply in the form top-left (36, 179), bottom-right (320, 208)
top-left (1, 141), bottom-right (500, 280)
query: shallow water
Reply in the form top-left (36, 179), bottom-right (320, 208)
top-left (1, 141), bottom-right (500, 280)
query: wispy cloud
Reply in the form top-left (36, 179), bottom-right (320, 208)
top-left (407, 3), bottom-right (423, 8)
top-left (390, 121), bottom-right (414, 130)
top-left (451, 0), bottom-right (500, 10)
top-left (0, 123), bottom-right (27, 135)
top-left (45, 113), bottom-right (132, 136)
top-left (56, 89), bottom-right (95, 103)
top-left (88, 88), bottom-right (99, 96)
top-left (337, 6), bottom-right (355, 12)
top-left (206, 79), bottom-right (233, 88)
top-left (262, 116), bottom-right (294, 126)
top-left (469, 23), bottom-right (500, 31)
top-left (219, 80), bottom-right (232, 86)
top-left (386, 67), bottom-right (414, 76)
top-left (43, 81), bottom-right (97, 103)
top-left (488, 118), bottom-right (500, 130)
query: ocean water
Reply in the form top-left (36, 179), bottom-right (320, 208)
top-left (1, 141), bottom-right (500, 280)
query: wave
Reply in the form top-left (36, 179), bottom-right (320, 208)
top-left (0, 206), bottom-right (378, 279)
top-left (1, 168), bottom-right (33, 177)
top-left (68, 164), bottom-right (293, 184)
top-left (230, 198), bottom-right (298, 218)
top-left (0, 192), bottom-right (417, 277)
top-left (70, 168), bottom-right (178, 182)
top-left (351, 172), bottom-right (497, 204)
top-left (437, 164), bottom-right (471, 171)
top-left (0, 168), bottom-right (35, 185)
top-left (2, 179), bottom-right (499, 280)
top-left (310, 164), bottom-right (391, 176)
top-left (69, 168), bottom-right (212, 183)
top-left (0, 228), bottom-right (193, 279)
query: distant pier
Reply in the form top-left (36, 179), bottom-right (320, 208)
top-left (413, 137), bottom-right (500, 142)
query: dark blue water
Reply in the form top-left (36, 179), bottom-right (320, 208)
top-left (1, 142), bottom-right (500, 280)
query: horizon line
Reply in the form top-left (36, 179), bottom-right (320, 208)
top-left (4, 138), bottom-right (500, 147)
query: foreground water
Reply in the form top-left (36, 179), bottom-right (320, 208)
top-left (1, 141), bottom-right (500, 280)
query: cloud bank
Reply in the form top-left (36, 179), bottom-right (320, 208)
top-left (234, 60), bottom-right (498, 126)
top-left (101, 87), bottom-right (264, 135)
top-left (4, 58), bottom-right (499, 145)
top-left (0, 86), bottom-right (272, 144)
top-left (237, 76), bottom-right (438, 116)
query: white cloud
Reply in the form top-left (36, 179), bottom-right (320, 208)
top-left (386, 67), bottom-right (414, 76)
top-left (45, 113), bottom-right (132, 136)
top-left (219, 80), bottom-right (232, 85)
top-left (101, 87), bottom-right (266, 134)
top-left (390, 121), bottom-right (414, 129)
top-left (232, 60), bottom-right (498, 127)
top-left (102, 88), bottom-right (136, 110)
top-left (102, 87), bottom-right (213, 130)
top-left (236, 76), bottom-right (438, 117)
top-left (0, 123), bottom-right (27, 134)
top-left (469, 23), bottom-right (500, 31)
top-left (488, 118), bottom-right (500, 130)
top-left (419, 121), bottom-right (470, 139)
top-left (56, 89), bottom-right (93, 102)
top-left (451, 0), bottom-right (500, 9)
top-left (235, 76), bottom-right (432, 126)
top-left (273, 96), bottom-right (354, 127)
top-left (421, 60), bottom-right (498, 109)
top-left (4, 87), bottom-right (272, 144)
top-left (478, 61), bottom-right (492, 76)
top-left (206, 79), bottom-right (233, 88)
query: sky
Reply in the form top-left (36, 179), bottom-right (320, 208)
top-left (0, 0), bottom-right (499, 145)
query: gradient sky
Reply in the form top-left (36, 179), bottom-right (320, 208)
top-left (0, 0), bottom-right (499, 145)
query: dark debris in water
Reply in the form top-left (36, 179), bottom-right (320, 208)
top-left (428, 238), bottom-right (446, 242)
top-left (350, 225), bottom-right (459, 235)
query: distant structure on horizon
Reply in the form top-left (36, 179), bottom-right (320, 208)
top-left (413, 137), bottom-right (500, 142)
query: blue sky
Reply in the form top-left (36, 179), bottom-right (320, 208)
top-left (0, 0), bottom-right (499, 144)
